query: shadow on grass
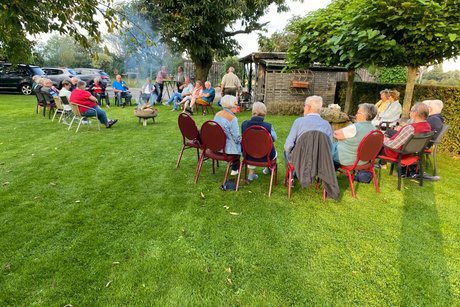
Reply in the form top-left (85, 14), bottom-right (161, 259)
top-left (400, 177), bottom-right (452, 305)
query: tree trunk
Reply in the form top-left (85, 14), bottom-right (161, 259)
top-left (403, 65), bottom-right (417, 117)
top-left (344, 69), bottom-right (355, 114)
top-left (191, 52), bottom-right (213, 84)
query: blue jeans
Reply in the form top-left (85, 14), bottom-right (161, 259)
top-left (155, 83), bottom-right (164, 103)
top-left (116, 91), bottom-right (132, 106)
top-left (168, 92), bottom-right (182, 108)
top-left (82, 106), bottom-right (108, 126)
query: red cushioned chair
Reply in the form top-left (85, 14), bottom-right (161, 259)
top-left (236, 126), bottom-right (278, 196)
top-left (176, 113), bottom-right (202, 168)
top-left (195, 120), bottom-right (240, 185)
top-left (378, 132), bottom-right (434, 190)
top-left (337, 130), bottom-right (384, 198)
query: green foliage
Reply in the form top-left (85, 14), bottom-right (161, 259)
top-left (222, 56), bottom-right (244, 80)
top-left (134, 0), bottom-right (289, 81)
top-left (1, 95), bottom-right (460, 304)
top-left (40, 35), bottom-right (100, 68)
top-left (258, 16), bottom-right (300, 52)
top-left (422, 68), bottom-right (460, 86)
top-left (91, 53), bottom-right (114, 72)
top-left (0, 0), bottom-right (119, 63)
top-left (375, 66), bottom-right (408, 83)
top-left (335, 81), bottom-right (460, 154)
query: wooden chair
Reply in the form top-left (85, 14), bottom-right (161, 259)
top-left (378, 132), bottom-right (434, 190)
top-left (176, 113), bottom-right (202, 168)
top-left (236, 126), bottom-right (278, 196)
top-left (337, 130), bottom-right (384, 198)
top-left (195, 120), bottom-right (240, 185)
top-left (424, 124), bottom-right (449, 176)
top-left (68, 103), bottom-right (101, 133)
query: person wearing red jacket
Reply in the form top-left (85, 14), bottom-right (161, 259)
top-left (383, 102), bottom-right (431, 159)
top-left (70, 81), bottom-right (118, 128)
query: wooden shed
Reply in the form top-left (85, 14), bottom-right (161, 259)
top-left (239, 52), bottom-right (374, 106)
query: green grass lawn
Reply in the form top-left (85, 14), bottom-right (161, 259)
top-left (1, 94), bottom-right (459, 305)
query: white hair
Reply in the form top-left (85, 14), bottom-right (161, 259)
top-left (252, 102), bottom-right (267, 116)
top-left (220, 95), bottom-right (237, 108)
top-left (305, 95), bottom-right (323, 112)
top-left (422, 99), bottom-right (443, 115)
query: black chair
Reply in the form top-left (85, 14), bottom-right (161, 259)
top-left (378, 132), bottom-right (434, 190)
top-left (424, 124), bottom-right (449, 176)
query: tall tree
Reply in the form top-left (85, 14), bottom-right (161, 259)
top-left (0, 0), bottom-right (118, 63)
top-left (287, 0), bottom-right (393, 112)
top-left (346, 0), bottom-right (460, 116)
top-left (135, 0), bottom-right (290, 82)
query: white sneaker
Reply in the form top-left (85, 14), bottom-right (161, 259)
top-left (230, 170), bottom-right (239, 176)
top-left (262, 167), bottom-right (271, 175)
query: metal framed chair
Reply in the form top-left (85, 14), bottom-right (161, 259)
top-left (424, 124), bottom-right (449, 176)
top-left (378, 132), bottom-right (434, 190)
top-left (68, 103), bottom-right (101, 133)
top-left (176, 113), bottom-right (202, 168)
top-left (337, 130), bottom-right (384, 198)
top-left (195, 120), bottom-right (240, 185)
top-left (236, 125), bottom-right (278, 196)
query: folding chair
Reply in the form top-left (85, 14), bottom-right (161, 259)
top-left (236, 125), bottom-right (278, 196)
top-left (378, 132), bottom-right (434, 190)
top-left (337, 130), bottom-right (384, 198)
top-left (68, 103), bottom-right (101, 133)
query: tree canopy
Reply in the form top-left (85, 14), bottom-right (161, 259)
top-left (288, 0), bottom-right (460, 115)
top-left (0, 0), bottom-right (118, 63)
top-left (135, 0), bottom-right (290, 81)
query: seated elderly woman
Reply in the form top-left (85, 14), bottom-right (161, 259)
top-left (372, 89), bottom-right (402, 127)
top-left (213, 95), bottom-right (241, 175)
top-left (241, 102), bottom-right (277, 181)
top-left (332, 103), bottom-right (377, 167)
top-left (422, 99), bottom-right (444, 142)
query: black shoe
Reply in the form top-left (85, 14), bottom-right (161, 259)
top-left (185, 107), bottom-right (193, 115)
top-left (107, 119), bottom-right (118, 128)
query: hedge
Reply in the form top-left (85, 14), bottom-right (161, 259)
top-left (335, 82), bottom-right (460, 154)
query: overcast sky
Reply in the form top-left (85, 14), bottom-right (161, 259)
top-left (235, 0), bottom-right (460, 72)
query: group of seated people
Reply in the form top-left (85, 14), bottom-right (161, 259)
top-left (163, 77), bottom-right (216, 114)
top-left (207, 93), bottom-right (444, 197)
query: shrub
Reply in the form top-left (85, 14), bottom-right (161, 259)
top-left (335, 81), bottom-right (460, 154)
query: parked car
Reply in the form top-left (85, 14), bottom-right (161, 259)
top-left (41, 67), bottom-right (80, 88)
top-left (73, 68), bottom-right (111, 86)
top-left (0, 63), bottom-right (45, 95)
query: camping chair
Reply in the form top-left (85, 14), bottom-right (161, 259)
top-left (51, 96), bottom-right (72, 125)
top-left (195, 120), bottom-right (240, 185)
top-left (176, 113), bottom-right (202, 168)
top-left (337, 130), bottom-right (384, 198)
top-left (195, 99), bottom-right (215, 115)
top-left (236, 126), bottom-right (278, 196)
top-left (378, 132), bottom-right (434, 190)
top-left (35, 90), bottom-right (55, 118)
top-left (68, 103), bottom-right (101, 133)
top-left (424, 124), bottom-right (449, 176)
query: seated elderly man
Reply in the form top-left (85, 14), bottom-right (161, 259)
top-left (112, 74), bottom-right (132, 107)
top-left (332, 103), bottom-right (377, 167)
top-left (382, 102), bottom-right (431, 159)
top-left (70, 81), bottom-right (118, 128)
top-left (167, 76), bottom-right (193, 111)
top-left (284, 95), bottom-right (332, 161)
top-left (191, 81), bottom-right (215, 111)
